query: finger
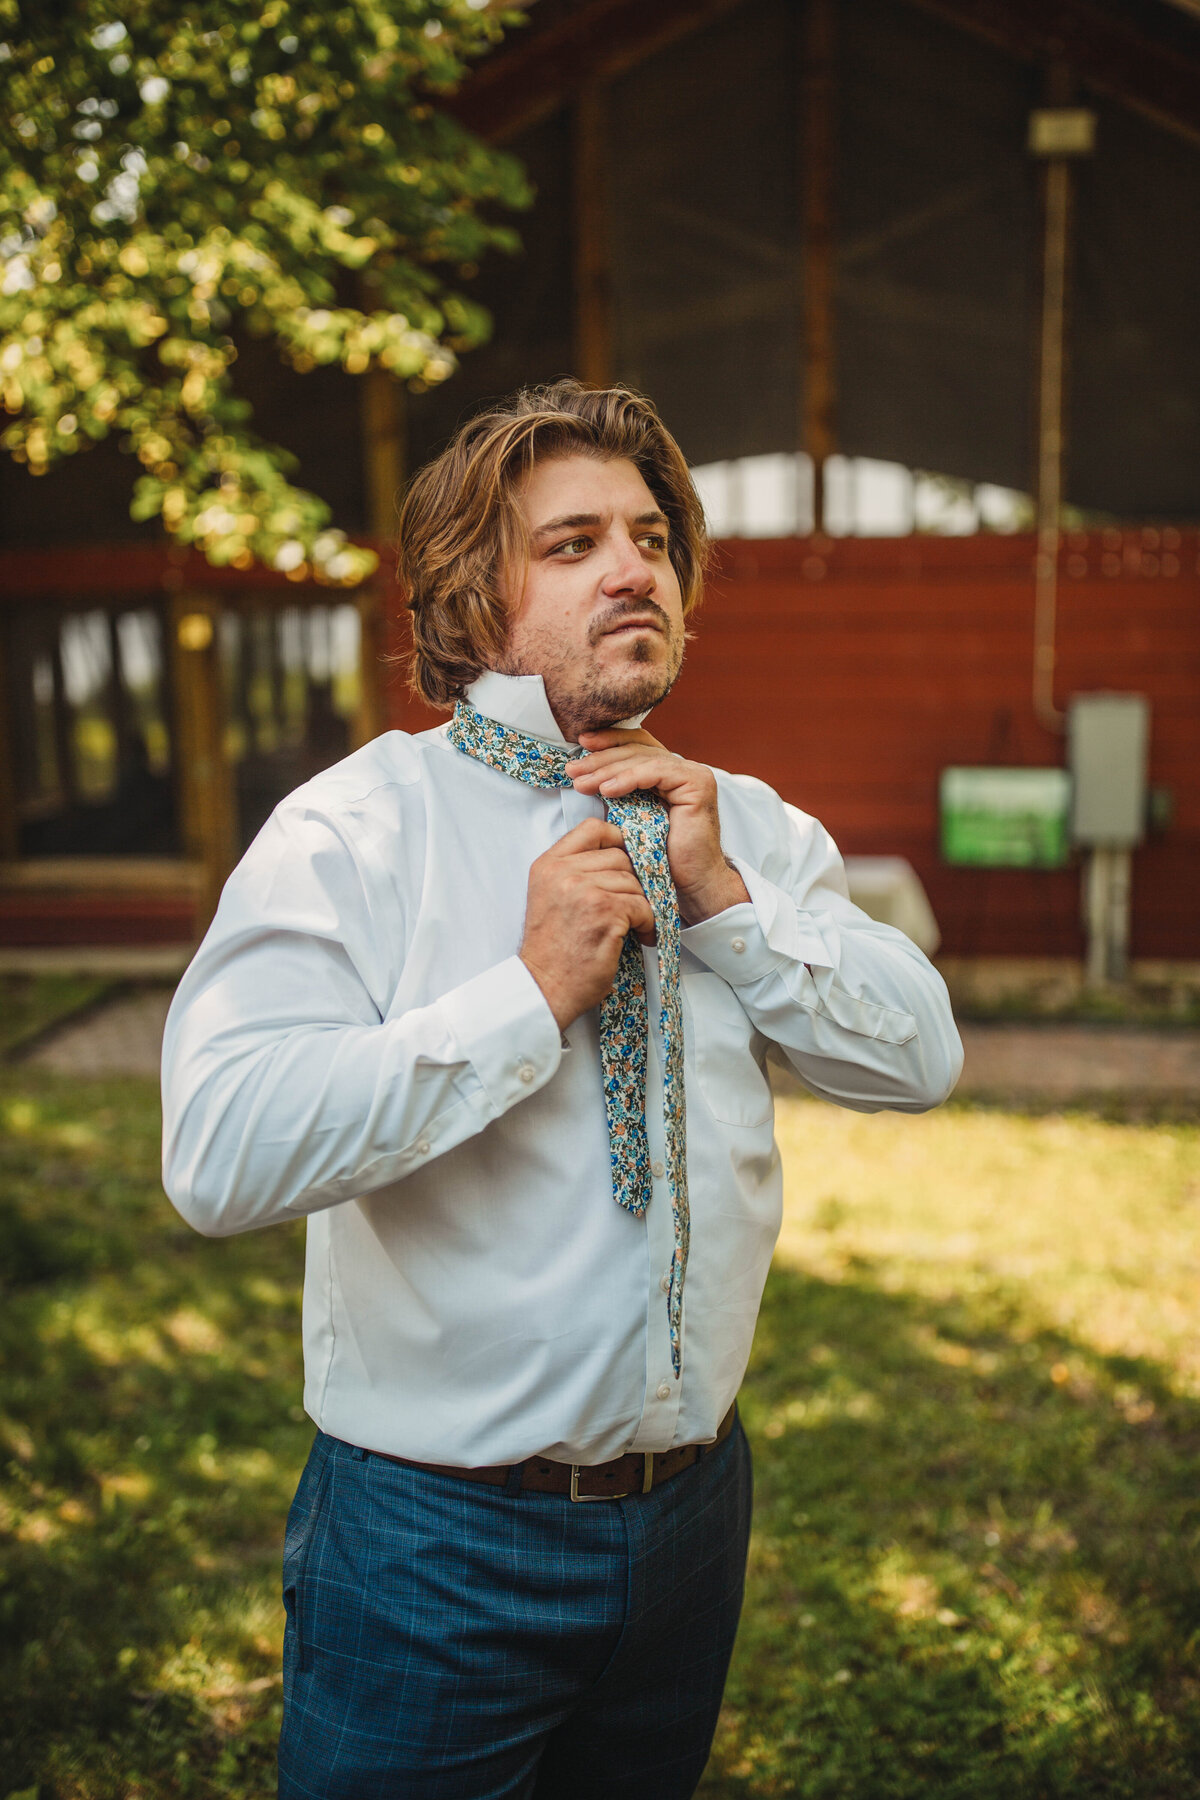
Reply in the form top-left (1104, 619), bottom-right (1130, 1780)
top-left (567, 849), bottom-right (640, 876)
top-left (582, 758), bottom-right (688, 799)
top-left (565, 744), bottom-right (648, 774)
top-left (626, 899), bottom-right (658, 945)
top-left (568, 754), bottom-right (672, 792)
top-left (585, 873), bottom-right (652, 903)
top-left (544, 819), bottom-right (626, 857)
top-left (580, 878), bottom-right (655, 928)
top-left (575, 728), bottom-right (661, 752)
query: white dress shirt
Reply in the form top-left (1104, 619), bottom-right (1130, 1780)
top-left (161, 672), bottom-right (962, 1466)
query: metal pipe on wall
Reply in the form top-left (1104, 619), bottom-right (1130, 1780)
top-left (573, 82), bottom-right (615, 389)
top-left (801, 0), bottom-right (837, 535)
top-left (1032, 152), bottom-right (1070, 732)
top-left (1029, 92), bottom-right (1095, 733)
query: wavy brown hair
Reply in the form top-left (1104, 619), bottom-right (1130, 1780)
top-left (397, 379), bottom-right (709, 708)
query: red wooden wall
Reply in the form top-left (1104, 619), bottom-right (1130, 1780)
top-left (2, 531), bottom-right (1195, 959)
top-left (387, 529), bottom-right (1200, 960)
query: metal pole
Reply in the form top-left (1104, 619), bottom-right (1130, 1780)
top-left (1084, 845), bottom-right (1133, 987)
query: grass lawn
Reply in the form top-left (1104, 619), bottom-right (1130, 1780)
top-left (1, 1071), bottom-right (1198, 1798)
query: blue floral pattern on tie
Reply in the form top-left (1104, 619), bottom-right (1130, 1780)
top-left (449, 703), bottom-right (690, 1378)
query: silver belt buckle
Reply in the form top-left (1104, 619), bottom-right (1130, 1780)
top-left (569, 1452), bottom-right (654, 1502)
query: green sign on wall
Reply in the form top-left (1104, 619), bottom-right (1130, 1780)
top-left (940, 767), bottom-right (1072, 869)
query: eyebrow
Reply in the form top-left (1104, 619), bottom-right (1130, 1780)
top-left (532, 509), bottom-right (670, 537)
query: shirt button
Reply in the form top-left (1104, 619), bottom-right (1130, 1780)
top-left (416, 1138), bottom-right (430, 1156)
top-left (656, 1382), bottom-right (672, 1401)
top-left (659, 1273), bottom-right (671, 1294)
top-left (651, 1160), bottom-right (665, 1179)
top-left (731, 936), bottom-right (746, 953)
top-left (518, 1062), bottom-right (535, 1084)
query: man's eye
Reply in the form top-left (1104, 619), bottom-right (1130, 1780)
top-left (553, 537), bottom-right (590, 556)
top-left (640, 533), bottom-right (668, 551)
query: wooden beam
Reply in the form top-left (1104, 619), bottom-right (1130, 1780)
top-left (573, 84), bottom-right (614, 387)
top-left (167, 594), bottom-right (237, 931)
top-left (362, 366), bottom-right (405, 542)
top-left (801, 0), bottom-right (838, 532)
top-left (903, 0), bottom-right (1200, 150)
top-left (452, 0), bottom-right (748, 143)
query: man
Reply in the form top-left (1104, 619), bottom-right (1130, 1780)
top-left (162, 380), bottom-right (962, 1798)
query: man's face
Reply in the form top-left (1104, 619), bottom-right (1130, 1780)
top-left (497, 453), bottom-right (686, 741)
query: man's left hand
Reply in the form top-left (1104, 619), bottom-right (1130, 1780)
top-left (566, 729), bottom-right (750, 926)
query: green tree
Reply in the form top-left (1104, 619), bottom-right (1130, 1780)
top-left (0, 1), bottom-right (528, 582)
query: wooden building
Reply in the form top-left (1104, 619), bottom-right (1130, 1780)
top-left (2, 0), bottom-right (1198, 969)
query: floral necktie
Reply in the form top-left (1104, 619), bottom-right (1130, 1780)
top-left (448, 702), bottom-right (689, 1378)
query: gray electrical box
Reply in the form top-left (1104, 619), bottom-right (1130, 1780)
top-left (1068, 693), bottom-right (1150, 847)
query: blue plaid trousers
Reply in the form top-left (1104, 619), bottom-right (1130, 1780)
top-left (277, 1417), bottom-right (752, 1798)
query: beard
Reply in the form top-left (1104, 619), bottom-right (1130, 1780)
top-left (499, 598), bottom-right (686, 740)
top-left (569, 645), bottom-right (682, 732)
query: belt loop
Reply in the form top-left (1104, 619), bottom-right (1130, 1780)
top-left (642, 1451), bottom-right (654, 1494)
top-left (503, 1461), bottom-right (526, 1497)
top-left (349, 1443), bottom-right (367, 1462)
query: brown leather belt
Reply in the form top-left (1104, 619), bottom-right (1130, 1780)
top-left (364, 1402), bottom-right (737, 1502)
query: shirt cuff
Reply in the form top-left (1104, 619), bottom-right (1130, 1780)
top-left (439, 955), bottom-right (563, 1115)
top-left (681, 858), bottom-right (833, 985)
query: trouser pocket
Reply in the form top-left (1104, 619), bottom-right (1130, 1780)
top-left (282, 1433), bottom-right (332, 1674)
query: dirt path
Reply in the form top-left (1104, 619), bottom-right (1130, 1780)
top-left (25, 987), bottom-right (173, 1080)
top-left (955, 1023), bottom-right (1200, 1099)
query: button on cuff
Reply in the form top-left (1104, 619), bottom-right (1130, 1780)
top-left (439, 955), bottom-right (564, 1118)
top-left (681, 903), bottom-right (783, 984)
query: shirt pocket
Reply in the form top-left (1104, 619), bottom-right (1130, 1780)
top-left (685, 970), bottom-right (774, 1129)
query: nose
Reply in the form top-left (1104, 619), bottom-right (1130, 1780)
top-left (600, 531), bottom-right (655, 598)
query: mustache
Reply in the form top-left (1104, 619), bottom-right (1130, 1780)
top-left (587, 598), bottom-right (672, 646)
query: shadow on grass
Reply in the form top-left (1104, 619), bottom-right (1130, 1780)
top-left (0, 1076), bottom-right (310, 1798)
top-left (702, 1262), bottom-right (1200, 1800)
top-left (4, 1073), bottom-right (1199, 1798)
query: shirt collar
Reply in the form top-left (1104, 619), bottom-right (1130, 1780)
top-left (463, 672), bottom-right (650, 750)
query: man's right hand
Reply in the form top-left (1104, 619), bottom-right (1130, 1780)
top-left (518, 820), bottom-right (655, 1031)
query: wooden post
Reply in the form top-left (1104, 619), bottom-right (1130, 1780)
top-left (351, 587), bottom-right (386, 749)
top-left (573, 83), bottom-right (614, 388)
top-left (362, 367), bottom-right (405, 542)
top-left (0, 624), bottom-right (19, 859)
top-left (167, 593), bottom-right (237, 930)
top-left (358, 367), bottom-right (404, 748)
top-left (801, 0), bottom-right (837, 534)
top-left (50, 614), bottom-right (77, 811)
